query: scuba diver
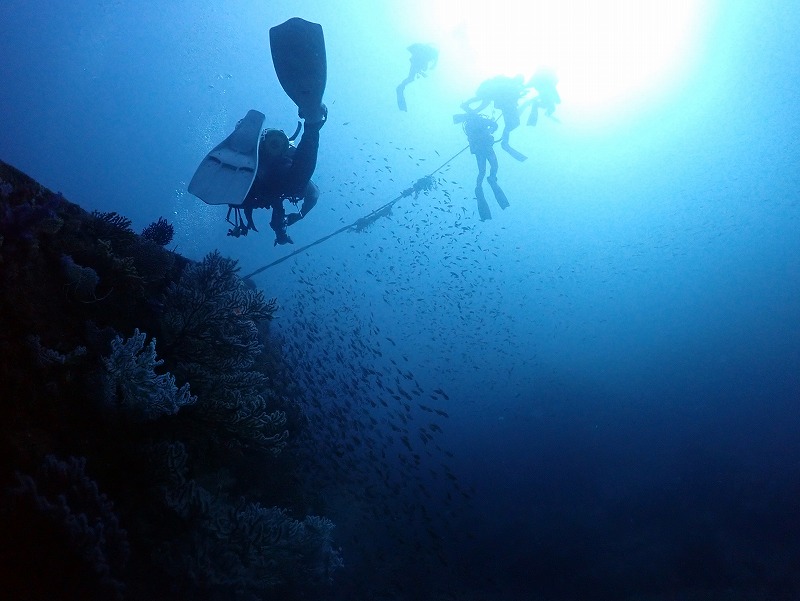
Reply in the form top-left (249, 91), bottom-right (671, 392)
top-left (188, 18), bottom-right (328, 246)
top-left (238, 108), bottom-right (326, 245)
top-left (453, 111), bottom-right (509, 221)
top-left (522, 67), bottom-right (561, 126)
top-left (460, 75), bottom-right (528, 162)
top-left (396, 43), bottom-right (439, 111)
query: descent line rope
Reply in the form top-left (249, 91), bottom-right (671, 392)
top-left (242, 143), bottom-right (471, 279)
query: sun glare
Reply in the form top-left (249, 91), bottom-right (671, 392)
top-left (425, 0), bottom-right (712, 122)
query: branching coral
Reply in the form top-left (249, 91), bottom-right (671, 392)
top-left (128, 238), bottom-right (175, 285)
top-left (141, 216), bottom-right (174, 246)
top-left (91, 210), bottom-right (133, 235)
top-left (160, 250), bottom-right (276, 372)
top-left (228, 393), bottom-right (289, 455)
top-left (155, 484), bottom-right (342, 596)
top-left (61, 254), bottom-right (101, 301)
top-left (102, 328), bottom-right (197, 420)
top-left (85, 211), bottom-right (139, 263)
top-left (0, 187), bottom-right (64, 256)
top-left (11, 455), bottom-right (130, 599)
top-left (27, 334), bottom-right (87, 367)
top-left (159, 251), bottom-right (285, 452)
top-left (147, 443), bottom-right (342, 595)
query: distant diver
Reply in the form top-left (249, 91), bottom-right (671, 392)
top-left (461, 75), bottom-right (528, 162)
top-left (188, 17), bottom-right (328, 246)
top-left (453, 111), bottom-right (509, 221)
top-left (396, 43), bottom-right (439, 112)
top-left (522, 67), bottom-right (561, 126)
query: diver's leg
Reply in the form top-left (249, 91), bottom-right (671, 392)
top-left (300, 180), bottom-right (319, 216)
top-left (397, 68), bottom-right (416, 91)
top-left (505, 107), bottom-right (520, 133)
top-left (287, 181), bottom-right (319, 226)
top-left (270, 200), bottom-right (288, 236)
top-left (474, 153), bottom-right (492, 220)
top-left (475, 154), bottom-right (487, 186)
top-left (485, 149), bottom-right (506, 208)
top-left (526, 98), bottom-right (540, 126)
top-left (486, 151), bottom-right (498, 182)
top-left (500, 109), bottom-right (527, 161)
top-left (397, 66), bottom-right (418, 111)
top-left (396, 83), bottom-right (409, 111)
top-left (485, 150), bottom-right (508, 209)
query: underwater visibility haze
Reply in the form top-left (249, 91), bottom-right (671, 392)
top-left (1, 0), bottom-right (799, 599)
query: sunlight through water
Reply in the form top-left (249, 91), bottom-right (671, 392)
top-left (421, 0), bottom-right (715, 123)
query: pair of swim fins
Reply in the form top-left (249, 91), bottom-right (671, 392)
top-left (476, 179), bottom-right (509, 221)
top-left (189, 18), bottom-right (327, 206)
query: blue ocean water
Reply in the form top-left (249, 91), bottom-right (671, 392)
top-left (2, 1), bottom-right (799, 599)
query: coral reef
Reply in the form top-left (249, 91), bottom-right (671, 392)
top-left (61, 254), bottom-right (102, 301)
top-left (0, 177), bottom-right (64, 264)
top-left (102, 328), bottom-right (197, 420)
top-left (159, 250), bottom-right (286, 454)
top-left (10, 455), bottom-right (130, 600)
top-left (143, 438), bottom-right (343, 597)
top-left (27, 334), bottom-right (87, 368)
top-left (0, 159), bottom-right (340, 600)
top-left (140, 216), bottom-right (174, 246)
top-left (91, 210), bottom-right (134, 237)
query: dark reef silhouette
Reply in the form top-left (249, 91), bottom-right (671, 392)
top-left (0, 159), bottom-right (341, 600)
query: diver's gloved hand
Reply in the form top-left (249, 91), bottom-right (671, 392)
top-left (300, 103), bottom-right (327, 128)
top-left (274, 231), bottom-right (294, 246)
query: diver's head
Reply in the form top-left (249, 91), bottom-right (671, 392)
top-left (261, 129), bottom-right (290, 158)
top-left (528, 67), bottom-right (558, 89)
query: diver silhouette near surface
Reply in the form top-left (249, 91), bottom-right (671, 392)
top-left (461, 75), bottom-right (529, 162)
top-left (191, 21), bottom-right (565, 254)
top-left (396, 43), bottom-right (439, 112)
top-left (453, 111), bottom-right (509, 221)
top-left (522, 67), bottom-right (561, 126)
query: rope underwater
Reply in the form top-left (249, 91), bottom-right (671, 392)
top-left (241, 143), bottom-right (470, 280)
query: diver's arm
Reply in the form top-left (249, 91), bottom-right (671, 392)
top-left (286, 118), bottom-right (323, 196)
top-left (461, 97), bottom-right (489, 113)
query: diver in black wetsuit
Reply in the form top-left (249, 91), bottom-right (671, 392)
top-left (454, 111), bottom-right (509, 221)
top-left (240, 106), bottom-right (327, 245)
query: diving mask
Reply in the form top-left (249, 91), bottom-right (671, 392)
top-left (261, 129), bottom-right (290, 157)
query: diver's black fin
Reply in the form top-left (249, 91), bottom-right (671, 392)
top-left (269, 18), bottom-right (327, 119)
top-left (476, 185), bottom-right (492, 221)
top-left (488, 179), bottom-right (510, 209)
top-left (396, 85), bottom-right (408, 111)
top-left (501, 142), bottom-right (528, 162)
